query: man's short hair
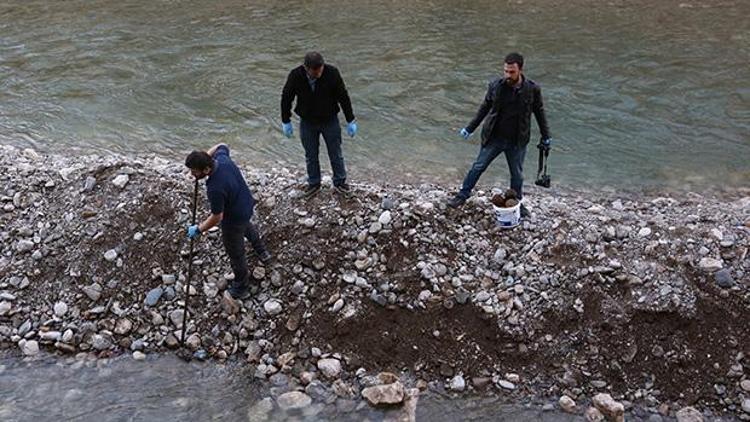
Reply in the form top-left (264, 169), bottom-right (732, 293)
top-left (185, 150), bottom-right (213, 170)
top-left (304, 51), bottom-right (325, 69)
top-left (504, 52), bottom-right (524, 69)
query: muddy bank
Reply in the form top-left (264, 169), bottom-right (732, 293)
top-left (0, 145), bottom-right (749, 420)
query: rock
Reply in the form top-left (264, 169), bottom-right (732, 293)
top-left (104, 249), bottom-right (118, 262)
top-left (378, 211), bottom-right (392, 225)
top-left (369, 222), bottom-right (382, 234)
top-left (263, 299), bottom-right (283, 315)
top-left (144, 287), bottom-right (163, 306)
top-left (741, 379), bottom-right (750, 392)
top-left (277, 391), bottom-right (312, 411)
top-left (497, 380), bottom-right (516, 390)
top-left (381, 197), bottom-right (395, 210)
top-left (638, 227), bottom-right (652, 237)
top-left (92, 334), bottom-right (112, 350)
top-left (132, 351), bottom-right (146, 361)
top-left (559, 395), bottom-right (576, 413)
top-left (221, 292), bottom-right (240, 315)
top-left (317, 358), bottom-right (342, 379)
top-left (449, 375), bottom-right (465, 392)
top-left (112, 174), bottom-right (129, 188)
top-left (16, 240), bottom-right (35, 253)
top-left (247, 397), bottom-right (274, 420)
top-left (20, 340), bottom-right (40, 356)
top-left (114, 319), bottom-right (133, 335)
top-left (186, 334), bottom-right (201, 350)
top-left (585, 406), bottom-right (605, 422)
top-left (713, 269), bottom-right (734, 288)
top-left (361, 381), bottom-right (405, 406)
top-left (742, 399), bottom-right (750, 414)
top-left (169, 309), bottom-right (184, 327)
top-left (698, 257), bottom-right (722, 272)
top-left (675, 406), bottom-right (703, 422)
top-left (164, 334), bottom-right (179, 349)
top-left (331, 298), bottom-right (344, 313)
top-left (83, 283), bottom-right (103, 302)
top-left (54, 302), bottom-right (68, 317)
top-left (592, 393), bottom-right (624, 422)
top-left (0, 302), bottom-right (10, 316)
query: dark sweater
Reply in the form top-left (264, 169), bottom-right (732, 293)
top-left (281, 64), bottom-right (355, 124)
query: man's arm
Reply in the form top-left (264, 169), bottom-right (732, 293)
top-left (465, 81), bottom-right (495, 133)
top-left (198, 212), bottom-right (223, 233)
top-left (335, 69), bottom-right (355, 123)
top-left (281, 70), bottom-right (297, 124)
top-left (533, 85), bottom-right (551, 140)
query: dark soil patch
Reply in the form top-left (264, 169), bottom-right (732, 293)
top-left (538, 289), bottom-right (750, 407)
top-left (305, 301), bottom-right (535, 379)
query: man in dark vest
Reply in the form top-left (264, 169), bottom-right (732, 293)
top-left (281, 51), bottom-right (358, 198)
top-left (448, 52), bottom-right (552, 218)
top-left (185, 143), bottom-right (271, 300)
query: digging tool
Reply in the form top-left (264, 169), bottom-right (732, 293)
top-left (178, 178), bottom-right (199, 361)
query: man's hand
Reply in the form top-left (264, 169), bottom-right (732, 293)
top-left (282, 122), bottom-right (293, 138)
top-left (346, 121), bottom-right (358, 137)
top-left (187, 225), bottom-right (201, 239)
top-left (459, 128), bottom-right (471, 140)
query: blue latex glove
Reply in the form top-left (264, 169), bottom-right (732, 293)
top-left (282, 122), bottom-right (293, 138)
top-left (541, 138), bottom-right (552, 148)
top-left (459, 128), bottom-right (471, 140)
top-left (187, 225), bottom-right (201, 239)
top-left (346, 121), bottom-right (358, 137)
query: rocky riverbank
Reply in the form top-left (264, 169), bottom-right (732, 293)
top-left (1, 145), bottom-right (749, 421)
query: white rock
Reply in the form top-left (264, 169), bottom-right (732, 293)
top-left (263, 299), bottom-right (283, 315)
top-left (15, 240), bottom-right (35, 253)
top-left (20, 340), bottom-right (39, 356)
top-left (331, 298), bottom-right (344, 313)
top-left (0, 301), bottom-right (10, 316)
top-left (675, 406), bottom-right (703, 422)
top-left (277, 391), bottom-right (312, 411)
top-left (710, 228), bottom-right (723, 241)
top-left (449, 375), bottom-right (465, 391)
top-left (361, 381), bottom-right (405, 405)
top-left (497, 380), bottom-right (516, 390)
top-left (54, 302), bottom-right (68, 317)
top-left (698, 257), bottom-right (723, 272)
top-left (317, 358), bottom-right (342, 379)
top-left (133, 351), bottom-right (146, 361)
top-left (378, 211), bottom-right (392, 225)
top-left (741, 379), bottom-right (750, 392)
top-left (638, 227), bottom-right (652, 237)
top-left (743, 399), bottom-right (750, 415)
top-left (592, 393), bottom-right (624, 422)
top-left (112, 174), bottom-right (129, 189)
top-left (559, 395), bottom-right (576, 413)
top-left (104, 249), bottom-right (118, 262)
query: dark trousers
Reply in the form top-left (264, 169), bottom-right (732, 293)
top-left (300, 116), bottom-right (346, 187)
top-left (459, 139), bottom-right (528, 200)
top-left (221, 220), bottom-right (267, 290)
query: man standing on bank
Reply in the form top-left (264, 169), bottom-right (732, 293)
top-left (281, 51), bottom-right (358, 198)
top-left (447, 52), bottom-right (552, 217)
top-left (185, 143), bottom-right (272, 300)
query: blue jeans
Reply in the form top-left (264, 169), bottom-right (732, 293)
top-left (458, 139), bottom-right (528, 200)
top-left (300, 116), bottom-right (346, 186)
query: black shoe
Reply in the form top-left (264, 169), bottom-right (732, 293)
top-left (520, 204), bottom-right (531, 218)
top-left (446, 195), bottom-right (467, 209)
top-left (257, 250), bottom-right (273, 265)
top-left (334, 183), bottom-right (352, 196)
top-left (302, 184), bottom-right (321, 199)
top-left (228, 285), bottom-right (251, 300)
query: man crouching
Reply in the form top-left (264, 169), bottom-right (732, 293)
top-left (185, 143), bottom-right (271, 300)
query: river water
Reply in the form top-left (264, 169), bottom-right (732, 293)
top-left (0, 354), bottom-right (581, 421)
top-left (1, 0), bottom-right (748, 189)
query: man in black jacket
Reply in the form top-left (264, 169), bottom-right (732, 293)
top-left (281, 52), bottom-right (357, 198)
top-left (447, 53), bottom-right (552, 217)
